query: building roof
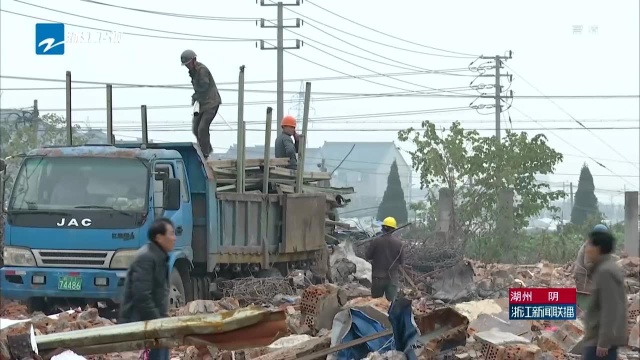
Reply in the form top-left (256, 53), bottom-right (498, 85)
top-left (321, 141), bottom-right (407, 171)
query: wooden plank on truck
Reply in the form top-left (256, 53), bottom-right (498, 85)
top-left (270, 167), bottom-right (331, 181)
top-left (207, 158), bottom-right (290, 169)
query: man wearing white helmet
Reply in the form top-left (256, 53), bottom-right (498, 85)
top-left (181, 50), bottom-right (222, 158)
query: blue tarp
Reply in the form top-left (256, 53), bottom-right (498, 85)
top-left (335, 309), bottom-right (394, 360)
top-left (334, 298), bottom-right (419, 360)
top-left (389, 298), bottom-right (419, 360)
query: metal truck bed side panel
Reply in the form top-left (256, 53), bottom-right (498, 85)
top-left (283, 194), bottom-right (326, 253)
top-left (215, 193), bottom-right (282, 255)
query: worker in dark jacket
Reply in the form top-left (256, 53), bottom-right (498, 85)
top-left (365, 217), bottom-right (404, 301)
top-left (573, 224), bottom-right (608, 293)
top-left (274, 115), bottom-right (299, 169)
top-left (181, 49), bottom-right (222, 158)
top-left (120, 217), bottom-right (176, 360)
top-left (582, 230), bottom-right (628, 360)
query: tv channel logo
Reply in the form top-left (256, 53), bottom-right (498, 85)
top-left (35, 23), bottom-right (65, 55)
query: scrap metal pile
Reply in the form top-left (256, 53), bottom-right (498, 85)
top-left (1, 254), bottom-right (638, 360)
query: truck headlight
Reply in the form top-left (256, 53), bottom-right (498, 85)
top-left (110, 250), bottom-right (138, 269)
top-left (3, 246), bottom-right (37, 267)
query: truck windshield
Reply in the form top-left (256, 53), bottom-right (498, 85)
top-left (9, 157), bottom-right (149, 212)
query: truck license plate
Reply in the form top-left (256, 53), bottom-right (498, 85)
top-left (58, 276), bottom-right (82, 291)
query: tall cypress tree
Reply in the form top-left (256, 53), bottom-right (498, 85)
top-left (376, 160), bottom-right (408, 225)
top-left (571, 164), bottom-right (600, 225)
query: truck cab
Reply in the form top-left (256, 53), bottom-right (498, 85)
top-left (0, 142), bottom-right (327, 312)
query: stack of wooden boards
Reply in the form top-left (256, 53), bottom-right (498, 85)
top-left (206, 158), bottom-right (354, 230)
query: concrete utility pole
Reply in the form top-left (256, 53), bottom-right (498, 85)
top-left (624, 191), bottom-right (639, 256)
top-left (65, 71), bottom-right (72, 146)
top-left (480, 54), bottom-right (512, 140)
top-left (569, 182), bottom-right (574, 210)
top-left (258, 0), bottom-right (302, 129)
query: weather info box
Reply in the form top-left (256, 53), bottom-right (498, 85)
top-left (509, 288), bottom-right (577, 320)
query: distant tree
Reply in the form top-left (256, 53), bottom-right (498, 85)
top-left (1, 112), bottom-right (87, 199)
top-left (376, 160), bottom-right (408, 225)
top-left (571, 164), bottom-right (600, 225)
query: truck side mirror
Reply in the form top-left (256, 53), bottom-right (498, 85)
top-left (163, 178), bottom-right (181, 211)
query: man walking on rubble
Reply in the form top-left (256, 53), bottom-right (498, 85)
top-left (366, 217), bottom-right (404, 302)
top-left (582, 229), bottom-right (627, 360)
top-left (573, 224), bottom-right (608, 293)
top-left (274, 115), bottom-right (299, 170)
top-left (181, 49), bottom-right (222, 158)
top-left (120, 218), bottom-right (176, 360)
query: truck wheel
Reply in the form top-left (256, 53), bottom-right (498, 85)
top-left (256, 268), bottom-right (284, 278)
top-left (168, 268), bottom-right (186, 309)
top-left (27, 298), bottom-right (46, 314)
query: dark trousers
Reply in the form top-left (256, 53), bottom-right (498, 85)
top-left (582, 346), bottom-right (617, 360)
top-left (147, 348), bottom-right (169, 360)
top-left (192, 105), bottom-right (219, 156)
top-left (371, 277), bottom-right (398, 302)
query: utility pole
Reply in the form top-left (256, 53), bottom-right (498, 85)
top-left (258, 0), bottom-right (302, 129)
top-left (569, 182), bottom-right (574, 210)
top-left (480, 53), bottom-right (512, 140)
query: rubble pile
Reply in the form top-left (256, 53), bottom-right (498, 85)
top-left (1, 256), bottom-right (639, 360)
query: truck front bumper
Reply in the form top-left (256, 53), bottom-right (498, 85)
top-left (0, 267), bottom-right (127, 303)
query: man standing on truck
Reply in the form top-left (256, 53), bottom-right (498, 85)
top-left (181, 49), bottom-right (222, 158)
top-left (573, 224), bottom-right (608, 293)
top-left (274, 115), bottom-right (299, 170)
top-left (365, 217), bottom-right (404, 302)
top-left (120, 217), bottom-right (176, 360)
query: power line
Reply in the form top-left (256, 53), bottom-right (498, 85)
top-left (505, 63), bottom-right (640, 172)
top-left (64, 125), bottom-right (640, 132)
top-left (3, 76), bottom-right (637, 100)
top-left (0, 68), bottom-right (474, 90)
top-left (273, 14), bottom-right (478, 74)
top-left (1, 78), bottom-right (638, 100)
top-left (78, 0), bottom-right (279, 22)
top-left (0, 9), bottom-right (267, 42)
top-left (510, 107), bottom-right (639, 190)
top-left (298, 43), bottom-right (474, 95)
top-left (304, 0), bottom-right (479, 58)
top-left (12, 0), bottom-right (270, 42)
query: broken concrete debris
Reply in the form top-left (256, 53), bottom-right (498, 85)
top-left (1, 256), bottom-right (639, 360)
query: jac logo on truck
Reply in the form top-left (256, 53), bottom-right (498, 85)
top-left (56, 218), bottom-right (92, 227)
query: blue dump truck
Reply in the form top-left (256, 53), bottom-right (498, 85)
top-left (0, 142), bottom-right (330, 312)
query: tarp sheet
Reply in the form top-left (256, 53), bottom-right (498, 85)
top-left (329, 298), bottom-right (420, 360)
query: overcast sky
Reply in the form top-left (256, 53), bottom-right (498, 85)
top-left (0, 0), bottom-right (638, 203)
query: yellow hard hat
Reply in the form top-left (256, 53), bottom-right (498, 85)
top-left (382, 217), bottom-right (397, 229)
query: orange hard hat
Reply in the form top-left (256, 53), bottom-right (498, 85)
top-left (281, 115), bottom-right (297, 128)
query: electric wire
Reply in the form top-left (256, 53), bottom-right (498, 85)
top-left (304, 0), bottom-right (479, 57)
top-left (0, 68), bottom-right (475, 90)
top-left (1, 79), bottom-right (637, 100)
top-left (0, 9), bottom-right (267, 42)
top-left (296, 42), bottom-right (474, 95)
top-left (510, 107), bottom-right (639, 190)
top-left (79, 0), bottom-right (280, 22)
top-left (505, 63), bottom-right (640, 171)
top-left (12, 0), bottom-right (269, 42)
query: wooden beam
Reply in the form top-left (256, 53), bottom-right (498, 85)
top-left (207, 158), bottom-right (290, 169)
top-left (270, 167), bottom-right (331, 180)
